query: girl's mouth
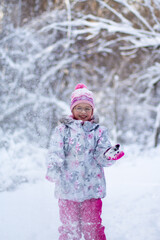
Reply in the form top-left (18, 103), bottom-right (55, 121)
top-left (79, 115), bottom-right (87, 119)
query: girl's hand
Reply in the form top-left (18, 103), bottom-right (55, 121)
top-left (104, 144), bottom-right (124, 160)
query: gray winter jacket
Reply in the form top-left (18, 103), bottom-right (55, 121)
top-left (46, 115), bottom-right (116, 202)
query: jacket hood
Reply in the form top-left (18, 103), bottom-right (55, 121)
top-left (59, 115), bottom-right (99, 132)
top-left (60, 115), bottom-right (99, 124)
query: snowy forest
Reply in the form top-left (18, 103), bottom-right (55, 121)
top-left (0, 0), bottom-right (160, 189)
top-left (0, 1), bottom-right (160, 240)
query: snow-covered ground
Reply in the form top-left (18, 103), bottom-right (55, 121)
top-left (0, 145), bottom-right (160, 240)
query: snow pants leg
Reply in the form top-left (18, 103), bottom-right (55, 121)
top-left (81, 198), bottom-right (106, 240)
top-left (58, 199), bottom-right (82, 240)
top-left (58, 198), bottom-right (106, 240)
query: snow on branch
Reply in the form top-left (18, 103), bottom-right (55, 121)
top-left (51, 0), bottom-right (160, 51)
top-left (96, 0), bottom-right (131, 25)
top-left (123, 62), bottom-right (160, 110)
top-left (114, 0), bottom-right (154, 31)
top-left (65, 0), bottom-right (72, 47)
top-left (56, 17), bottom-right (160, 50)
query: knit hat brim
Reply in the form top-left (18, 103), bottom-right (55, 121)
top-left (71, 100), bottom-right (94, 111)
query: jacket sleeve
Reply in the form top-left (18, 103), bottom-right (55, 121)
top-left (46, 125), bottom-right (65, 182)
top-left (93, 127), bottom-right (116, 167)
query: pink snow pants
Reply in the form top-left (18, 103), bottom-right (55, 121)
top-left (58, 198), bottom-right (106, 240)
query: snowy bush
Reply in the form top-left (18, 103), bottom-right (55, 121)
top-left (0, 129), bottom-right (47, 192)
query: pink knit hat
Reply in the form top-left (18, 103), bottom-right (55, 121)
top-left (70, 83), bottom-right (94, 111)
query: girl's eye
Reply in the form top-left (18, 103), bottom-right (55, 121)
top-left (75, 107), bottom-right (92, 112)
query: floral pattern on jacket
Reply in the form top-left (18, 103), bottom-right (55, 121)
top-left (46, 115), bottom-right (116, 202)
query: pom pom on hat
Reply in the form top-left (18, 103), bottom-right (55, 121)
top-left (75, 83), bottom-right (87, 90)
top-left (70, 83), bottom-right (94, 111)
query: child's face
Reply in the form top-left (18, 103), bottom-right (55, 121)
top-left (72, 103), bottom-right (93, 121)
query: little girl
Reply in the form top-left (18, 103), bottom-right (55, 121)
top-left (46, 83), bottom-right (124, 240)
